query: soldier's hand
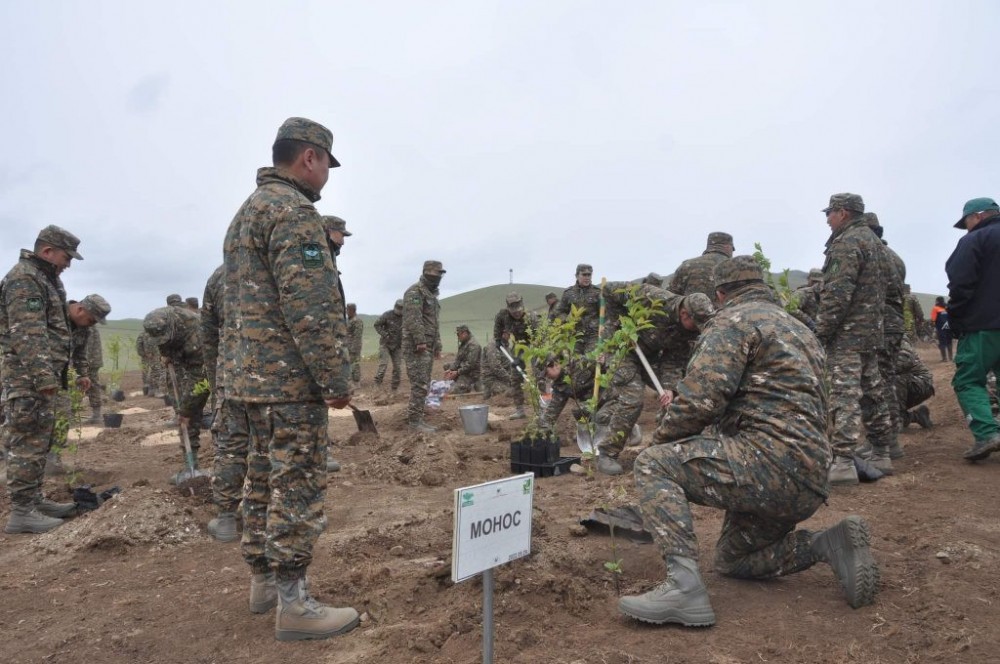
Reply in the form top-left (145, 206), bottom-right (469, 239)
top-left (325, 396), bottom-right (352, 409)
top-left (658, 389), bottom-right (674, 408)
top-left (77, 376), bottom-right (92, 392)
top-left (415, 343), bottom-right (428, 353)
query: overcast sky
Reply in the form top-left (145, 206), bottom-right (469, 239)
top-left (1, 1), bottom-right (994, 319)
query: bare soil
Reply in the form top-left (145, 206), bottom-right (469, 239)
top-left (2, 346), bottom-right (998, 663)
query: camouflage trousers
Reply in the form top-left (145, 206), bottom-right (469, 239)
top-left (403, 348), bottom-right (433, 423)
top-left (594, 355), bottom-right (645, 458)
top-left (374, 343), bottom-right (402, 391)
top-left (4, 393), bottom-right (57, 507)
top-left (864, 334), bottom-right (902, 440)
top-left (142, 354), bottom-right (166, 395)
top-left (169, 365), bottom-right (205, 454)
top-left (481, 345), bottom-right (513, 398)
top-left (540, 363), bottom-right (595, 431)
top-left (451, 374), bottom-right (478, 394)
top-left (897, 372), bottom-right (934, 412)
top-left (240, 401), bottom-right (329, 579)
top-left (827, 347), bottom-right (891, 457)
top-left (86, 370), bottom-right (102, 410)
top-left (634, 437), bottom-right (824, 578)
top-left (349, 348), bottom-right (362, 384)
top-left (211, 396), bottom-right (249, 513)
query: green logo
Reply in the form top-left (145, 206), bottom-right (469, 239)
top-left (26, 297), bottom-right (42, 312)
top-left (301, 243), bottom-right (323, 268)
top-left (522, 478), bottom-right (532, 494)
top-left (461, 491), bottom-right (474, 507)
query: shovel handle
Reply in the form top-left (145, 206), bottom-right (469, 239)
top-left (633, 344), bottom-right (665, 397)
top-left (166, 364), bottom-right (199, 473)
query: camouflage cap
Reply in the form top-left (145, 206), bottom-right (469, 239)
top-left (544, 291), bottom-right (558, 301)
top-left (643, 272), bottom-right (664, 287)
top-left (143, 307), bottom-right (176, 347)
top-left (455, 324), bottom-right (470, 334)
top-left (807, 268), bottom-right (824, 283)
top-left (955, 197), bottom-right (999, 229)
top-left (422, 260), bottom-right (446, 276)
top-left (713, 255), bottom-right (764, 289)
top-left (185, 297), bottom-right (199, 308)
top-left (79, 293), bottom-right (111, 324)
top-left (166, 294), bottom-right (183, 306)
top-left (322, 215), bottom-right (352, 236)
top-left (576, 263), bottom-right (593, 275)
top-left (394, 299), bottom-right (404, 310)
top-left (346, 302), bottom-right (357, 310)
top-left (274, 117), bottom-right (340, 168)
top-left (36, 225), bottom-right (83, 260)
top-left (822, 193), bottom-right (865, 214)
top-left (681, 293), bottom-right (715, 330)
top-left (706, 232), bottom-right (733, 246)
top-left (505, 292), bottom-right (524, 310)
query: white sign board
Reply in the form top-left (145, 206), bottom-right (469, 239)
top-left (452, 473), bottom-right (534, 583)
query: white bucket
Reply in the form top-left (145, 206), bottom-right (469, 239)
top-left (459, 405), bottom-right (489, 435)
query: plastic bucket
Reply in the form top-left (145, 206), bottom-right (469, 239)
top-left (458, 405), bottom-right (489, 435)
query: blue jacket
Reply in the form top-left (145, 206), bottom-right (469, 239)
top-left (946, 215), bottom-right (1000, 333)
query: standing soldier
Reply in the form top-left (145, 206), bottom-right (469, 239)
top-left (143, 305), bottom-right (208, 481)
top-left (544, 291), bottom-right (559, 316)
top-left (373, 300), bottom-right (403, 392)
top-left (902, 284), bottom-right (925, 342)
top-left (403, 260), bottom-right (444, 433)
top-left (494, 292), bottom-right (539, 419)
top-left (667, 232), bottom-right (734, 306)
top-left (2, 226), bottom-right (94, 534)
top-left (551, 264), bottom-right (601, 353)
top-left (346, 303), bottom-right (363, 386)
top-left (816, 193), bottom-right (890, 485)
top-left (136, 332), bottom-right (165, 398)
top-left (225, 117), bottom-right (358, 640)
top-left (443, 325), bottom-right (481, 393)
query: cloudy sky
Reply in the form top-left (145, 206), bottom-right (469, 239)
top-left (1, 1), bottom-right (994, 319)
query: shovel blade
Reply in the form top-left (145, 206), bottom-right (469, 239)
top-left (575, 422), bottom-right (610, 456)
top-left (350, 405), bottom-right (378, 434)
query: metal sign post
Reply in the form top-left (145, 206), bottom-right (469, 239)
top-left (452, 473), bottom-right (534, 664)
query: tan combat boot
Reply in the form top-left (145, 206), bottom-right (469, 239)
top-left (618, 555), bottom-right (716, 627)
top-left (274, 577), bottom-right (359, 641)
top-left (828, 456), bottom-right (859, 486)
top-left (249, 572), bottom-right (277, 614)
top-left (5, 505), bottom-right (63, 534)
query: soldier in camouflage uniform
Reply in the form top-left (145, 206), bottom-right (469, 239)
top-left (1, 226), bottom-right (96, 534)
top-left (83, 324), bottom-right (103, 422)
top-left (346, 303), bottom-right (363, 385)
top-left (667, 232), bottom-right (734, 306)
top-left (67, 295), bottom-right (112, 424)
top-left (223, 117), bottom-right (359, 640)
top-left (902, 284), bottom-right (925, 342)
top-left (136, 332), bottom-right (165, 397)
top-left (619, 256), bottom-right (878, 628)
top-left (895, 338), bottom-right (934, 429)
top-left (494, 292), bottom-right (539, 419)
top-left (185, 296), bottom-right (199, 311)
top-left (480, 339), bottom-right (514, 399)
top-left (443, 325), bottom-right (481, 393)
top-left (551, 264), bottom-right (601, 353)
top-left (863, 213), bottom-right (907, 464)
top-left (373, 300), bottom-right (403, 391)
top-left (167, 293), bottom-right (184, 307)
top-left (816, 193), bottom-right (892, 486)
top-left (402, 260), bottom-right (444, 433)
top-left (590, 283), bottom-right (711, 475)
top-left (545, 291), bottom-right (558, 316)
top-left (791, 268), bottom-right (823, 330)
top-left (143, 305), bottom-right (208, 466)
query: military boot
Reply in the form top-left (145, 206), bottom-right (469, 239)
top-left (963, 434), bottom-right (1000, 462)
top-left (249, 572), bottom-right (278, 614)
top-left (274, 577), bottom-right (360, 641)
top-left (35, 496), bottom-right (77, 518)
top-left (85, 408), bottom-right (102, 425)
top-left (828, 456), bottom-right (859, 486)
top-left (508, 407), bottom-right (527, 420)
top-left (888, 440), bottom-right (905, 460)
top-left (810, 516), bottom-right (880, 608)
top-left (207, 512), bottom-right (238, 543)
top-left (596, 455), bottom-right (623, 476)
top-left (408, 420), bottom-right (436, 434)
top-left (323, 446), bottom-right (341, 473)
top-left (913, 405), bottom-right (932, 429)
top-left (868, 447), bottom-right (893, 475)
top-left (482, 384), bottom-right (492, 400)
top-left (900, 410), bottom-right (911, 429)
top-left (619, 555), bottom-right (716, 626)
top-left (4, 505), bottom-right (63, 534)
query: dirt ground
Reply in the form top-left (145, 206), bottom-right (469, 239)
top-left (1, 345), bottom-right (998, 664)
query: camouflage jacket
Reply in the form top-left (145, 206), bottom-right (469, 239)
top-left (493, 309), bottom-right (539, 349)
top-left (152, 307), bottom-right (207, 418)
top-left (0, 249), bottom-right (83, 397)
top-left (346, 316), bottom-right (364, 358)
top-left (603, 282), bottom-right (692, 362)
top-left (373, 308), bottom-right (403, 350)
top-left (550, 283), bottom-right (601, 343)
top-left (793, 284), bottom-right (821, 322)
top-left (816, 218), bottom-right (885, 351)
top-left (667, 250), bottom-right (728, 305)
top-left (904, 294), bottom-right (925, 337)
top-left (653, 283), bottom-right (831, 498)
top-left (880, 242), bottom-right (905, 337)
top-left (200, 264), bottom-right (224, 393)
top-left (402, 277), bottom-right (441, 352)
top-left (223, 167), bottom-right (350, 403)
top-left (70, 324), bottom-right (101, 376)
top-left (447, 335), bottom-right (482, 381)
top-left (136, 332), bottom-right (155, 361)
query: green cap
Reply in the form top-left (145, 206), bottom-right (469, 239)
top-left (955, 197), bottom-right (999, 229)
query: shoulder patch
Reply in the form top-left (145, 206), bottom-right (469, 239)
top-left (26, 297), bottom-right (42, 312)
top-left (827, 259), bottom-right (840, 276)
top-left (301, 243), bottom-right (324, 268)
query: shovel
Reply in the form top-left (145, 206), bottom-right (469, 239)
top-left (498, 345), bottom-right (547, 411)
top-left (166, 364), bottom-right (210, 487)
top-left (348, 404), bottom-right (378, 434)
